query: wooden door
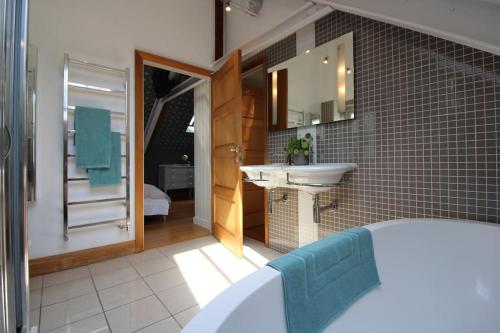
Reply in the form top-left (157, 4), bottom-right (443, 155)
top-left (211, 51), bottom-right (244, 257)
top-left (242, 85), bottom-right (267, 243)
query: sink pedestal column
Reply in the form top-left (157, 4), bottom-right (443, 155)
top-left (298, 191), bottom-right (319, 246)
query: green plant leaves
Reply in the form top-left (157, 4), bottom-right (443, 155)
top-left (284, 133), bottom-right (313, 157)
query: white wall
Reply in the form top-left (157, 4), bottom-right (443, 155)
top-left (194, 81), bottom-right (212, 230)
top-left (225, 0), bottom-right (500, 59)
top-left (224, 0), bottom-right (306, 53)
top-left (28, 0), bottom-right (214, 259)
top-left (328, 0), bottom-right (500, 56)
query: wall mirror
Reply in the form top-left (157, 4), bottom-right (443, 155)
top-left (268, 32), bottom-right (354, 130)
top-left (27, 44), bottom-right (38, 201)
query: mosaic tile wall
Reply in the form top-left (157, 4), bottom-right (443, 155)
top-left (268, 188), bottom-right (299, 253)
top-left (262, 10), bottom-right (500, 252)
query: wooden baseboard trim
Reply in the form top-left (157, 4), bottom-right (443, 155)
top-left (29, 241), bottom-right (136, 277)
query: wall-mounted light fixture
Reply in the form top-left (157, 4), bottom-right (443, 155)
top-left (346, 67), bottom-right (352, 74)
top-left (305, 49), bottom-right (311, 54)
top-left (223, 0), bottom-right (263, 16)
top-left (337, 44), bottom-right (346, 113)
top-left (323, 56), bottom-right (328, 64)
top-left (272, 71), bottom-right (278, 125)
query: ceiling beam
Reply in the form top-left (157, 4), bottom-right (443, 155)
top-left (215, 0), bottom-right (224, 60)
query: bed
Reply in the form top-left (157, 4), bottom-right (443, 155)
top-left (144, 184), bottom-right (171, 217)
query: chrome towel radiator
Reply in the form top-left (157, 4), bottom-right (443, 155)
top-left (63, 54), bottom-right (130, 240)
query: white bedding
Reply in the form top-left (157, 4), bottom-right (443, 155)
top-left (144, 197), bottom-right (170, 216)
top-left (144, 184), bottom-right (170, 216)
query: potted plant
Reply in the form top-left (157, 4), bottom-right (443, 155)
top-left (284, 133), bottom-right (313, 165)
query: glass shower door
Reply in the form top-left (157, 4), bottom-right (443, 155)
top-left (1, 0), bottom-right (30, 331)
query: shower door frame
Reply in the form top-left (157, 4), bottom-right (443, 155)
top-left (0, 0), bottom-right (30, 331)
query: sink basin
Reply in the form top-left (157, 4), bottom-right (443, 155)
top-left (240, 163), bottom-right (357, 194)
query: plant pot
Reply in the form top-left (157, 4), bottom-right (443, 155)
top-left (293, 151), bottom-right (309, 165)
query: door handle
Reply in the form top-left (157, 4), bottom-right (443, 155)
top-left (226, 146), bottom-right (244, 153)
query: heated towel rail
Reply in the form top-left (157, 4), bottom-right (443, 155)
top-left (63, 54), bottom-right (130, 240)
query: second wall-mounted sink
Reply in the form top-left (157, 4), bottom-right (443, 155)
top-left (240, 163), bottom-right (357, 194)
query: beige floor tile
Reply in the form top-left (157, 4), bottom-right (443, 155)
top-left (30, 309), bottom-right (40, 330)
top-left (30, 289), bottom-right (42, 310)
top-left (243, 244), bottom-right (282, 268)
top-left (173, 249), bottom-right (231, 306)
top-left (42, 277), bottom-right (95, 306)
top-left (89, 257), bottom-right (131, 275)
top-left (126, 249), bottom-right (164, 265)
top-left (144, 268), bottom-right (186, 293)
top-left (92, 266), bottom-right (140, 290)
top-left (156, 284), bottom-right (198, 315)
top-left (262, 248), bottom-right (282, 260)
top-left (44, 267), bottom-right (90, 288)
top-left (40, 293), bottom-right (102, 332)
top-left (183, 236), bottom-right (218, 249)
top-left (105, 295), bottom-right (170, 333)
top-left (133, 256), bottom-right (177, 277)
top-left (45, 313), bottom-right (109, 333)
top-left (157, 242), bottom-right (192, 260)
top-left (174, 305), bottom-right (200, 328)
top-left (30, 276), bottom-right (43, 291)
top-left (45, 314), bottom-right (111, 333)
top-left (200, 243), bottom-right (258, 283)
top-left (98, 279), bottom-right (152, 311)
top-left (136, 317), bottom-right (182, 333)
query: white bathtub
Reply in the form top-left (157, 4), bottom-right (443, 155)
top-left (183, 219), bottom-right (500, 333)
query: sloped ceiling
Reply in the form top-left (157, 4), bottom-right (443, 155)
top-left (143, 65), bottom-right (194, 155)
top-left (148, 89), bottom-right (194, 154)
top-left (144, 89), bottom-right (194, 186)
top-left (322, 0), bottom-right (500, 56)
top-left (143, 65), bottom-right (191, 128)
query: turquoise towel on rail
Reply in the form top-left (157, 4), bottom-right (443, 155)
top-left (74, 106), bottom-right (111, 169)
top-left (267, 227), bottom-right (380, 333)
top-left (88, 132), bottom-right (122, 186)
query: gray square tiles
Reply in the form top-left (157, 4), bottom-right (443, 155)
top-left (251, 10), bottom-right (500, 252)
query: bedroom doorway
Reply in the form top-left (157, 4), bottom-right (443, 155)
top-left (135, 51), bottom-right (212, 251)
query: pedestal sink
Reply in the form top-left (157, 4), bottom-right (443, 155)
top-left (240, 163), bottom-right (357, 194)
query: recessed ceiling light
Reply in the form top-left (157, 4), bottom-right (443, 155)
top-left (225, 1), bottom-right (232, 12)
top-left (323, 56), bottom-right (328, 64)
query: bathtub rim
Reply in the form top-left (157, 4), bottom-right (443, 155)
top-left (182, 218), bottom-right (499, 333)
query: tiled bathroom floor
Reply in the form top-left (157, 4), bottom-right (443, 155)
top-left (29, 236), bottom-right (281, 333)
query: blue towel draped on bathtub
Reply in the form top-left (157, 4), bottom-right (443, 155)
top-left (267, 227), bottom-right (381, 333)
top-left (74, 106), bottom-right (111, 169)
top-left (88, 132), bottom-right (122, 186)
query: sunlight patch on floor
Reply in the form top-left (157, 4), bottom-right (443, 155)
top-left (172, 237), bottom-right (279, 307)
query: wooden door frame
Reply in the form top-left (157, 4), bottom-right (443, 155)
top-left (242, 56), bottom-right (270, 247)
top-left (134, 50), bottom-right (211, 252)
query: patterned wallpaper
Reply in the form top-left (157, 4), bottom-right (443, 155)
top-left (144, 90), bottom-right (195, 186)
top-left (258, 10), bottom-right (500, 253)
top-left (143, 65), bottom-right (156, 126)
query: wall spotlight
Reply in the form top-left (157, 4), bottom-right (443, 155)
top-left (323, 56), bottom-right (328, 64)
top-left (225, 1), bottom-right (232, 12)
